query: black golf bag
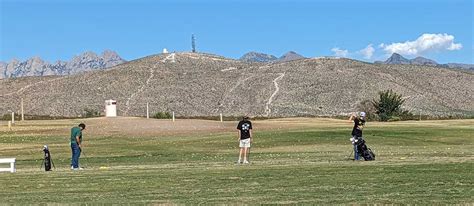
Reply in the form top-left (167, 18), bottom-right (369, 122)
top-left (42, 145), bottom-right (54, 171)
top-left (356, 138), bottom-right (375, 161)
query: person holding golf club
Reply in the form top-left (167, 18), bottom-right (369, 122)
top-left (70, 123), bottom-right (85, 170)
top-left (349, 112), bottom-right (366, 160)
top-left (237, 116), bottom-right (252, 164)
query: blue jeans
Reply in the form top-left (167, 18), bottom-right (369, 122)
top-left (353, 136), bottom-right (360, 160)
top-left (71, 143), bottom-right (81, 168)
top-left (353, 144), bottom-right (359, 160)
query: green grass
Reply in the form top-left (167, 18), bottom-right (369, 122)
top-left (0, 119), bottom-right (473, 204)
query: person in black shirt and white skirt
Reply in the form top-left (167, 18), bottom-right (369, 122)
top-left (237, 116), bottom-right (253, 164)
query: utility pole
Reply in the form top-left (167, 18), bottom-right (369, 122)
top-left (192, 34), bottom-right (196, 53)
top-left (21, 98), bottom-right (24, 121)
top-left (146, 103), bottom-right (149, 119)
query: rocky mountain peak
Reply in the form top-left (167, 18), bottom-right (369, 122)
top-left (411, 56), bottom-right (438, 66)
top-left (0, 50), bottom-right (126, 79)
top-left (102, 50), bottom-right (120, 59)
top-left (384, 53), bottom-right (411, 64)
top-left (239, 52), bottom-right (278, 62)
top-left (72, 51), bottom-right (99, 62)
top-left (376, 53), bottom-right (473, 71)
top-left (101, 50), bottom-right (126, 67)
top-left (9, 58), bottom-right (20, 64)
top-left (278, 51), bottom-right (305, 62)
top-left (30, 56), bottom-right (43, 62)
top-left (240, 51), bottom-right (306, 63)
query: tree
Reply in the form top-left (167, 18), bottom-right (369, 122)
top-left (372, 89), bottom-right (406, 121)
top-left (153, 111), bottom-right (172, 119)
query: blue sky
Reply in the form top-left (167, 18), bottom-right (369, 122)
top-left (0, 0), bottom-right (472, 63)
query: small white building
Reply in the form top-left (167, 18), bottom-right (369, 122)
top-left (105, 100), bottom-right (117, 117)
top-left (163, 48), bottom-right (169, 54)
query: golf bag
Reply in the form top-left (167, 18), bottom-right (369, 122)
top-left (355, 138), bottom-right (375, 161)
top-left (42, 145), bottom-right (54, 171)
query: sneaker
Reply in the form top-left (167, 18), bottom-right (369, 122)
top-left (236, 159), bottom-right (242, 164)
top-left (243, 160), bottom-right (249, 164)
top-left (72, 167), bottom-right (84, 171)
top-left (71, 166), bottom-right (74, 170)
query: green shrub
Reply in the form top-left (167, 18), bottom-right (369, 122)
top-left (1, 113), bottom-right (21, 121)
top-left (372, 89), bottom-right (413, 121)
top-left (399, 110), bottom-right (416, 120)
top-left (83, 108), bottom-right (101, 118)
top-left (153, 112), bottom-right (172, 119)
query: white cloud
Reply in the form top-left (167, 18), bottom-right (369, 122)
top-left (381, 33), bottom-right (462, 56)
top-left (358, 44), bottom-right (375, 59)
top-left (331, 47), bottom-right (348, 57)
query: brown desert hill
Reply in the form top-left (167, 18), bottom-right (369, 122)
top-left (1, 52), bottom-right (473, 118)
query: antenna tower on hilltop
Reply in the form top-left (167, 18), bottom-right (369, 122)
top-left (192, 34), bottom-right (196, 53)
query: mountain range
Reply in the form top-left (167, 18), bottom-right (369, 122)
top-left (239, 51), bottom-right (306, 62)
top-left (375, 53), bottom-right (474, 70)
top-left (0, 50), bottom-right (126, 79)
top-left (2, 51), bottom-right (472, 79)
top-left (1, 52), bottom-right (472, 118)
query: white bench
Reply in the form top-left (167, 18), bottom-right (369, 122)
top-left (0, 158), bottom-right (16, 173)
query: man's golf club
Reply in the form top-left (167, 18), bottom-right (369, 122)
top-left (79, 147), bottom-right (87, 169)
top-left (347, 150), bottom-right (353, 160)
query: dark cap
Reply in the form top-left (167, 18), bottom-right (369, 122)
top-left (78, 123), bottom-right (86, 129)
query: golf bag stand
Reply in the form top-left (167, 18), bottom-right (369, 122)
top-left (41, 145), bottom-right (55, 171)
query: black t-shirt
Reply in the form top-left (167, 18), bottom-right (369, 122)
top-left (351, 117), bottom-right (365, 137)
top-left (237, 120), bottom-right (252, 140)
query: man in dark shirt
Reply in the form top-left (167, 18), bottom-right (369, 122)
top-left (70, 123), bottom-right (86, 170)
top-left (237, 116), bottom-right (253, 164)
top-left (349, 112), bottom-right (366, 160)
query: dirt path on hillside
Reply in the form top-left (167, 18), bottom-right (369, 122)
top-left (265, 73), bottom-right (285, 116)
